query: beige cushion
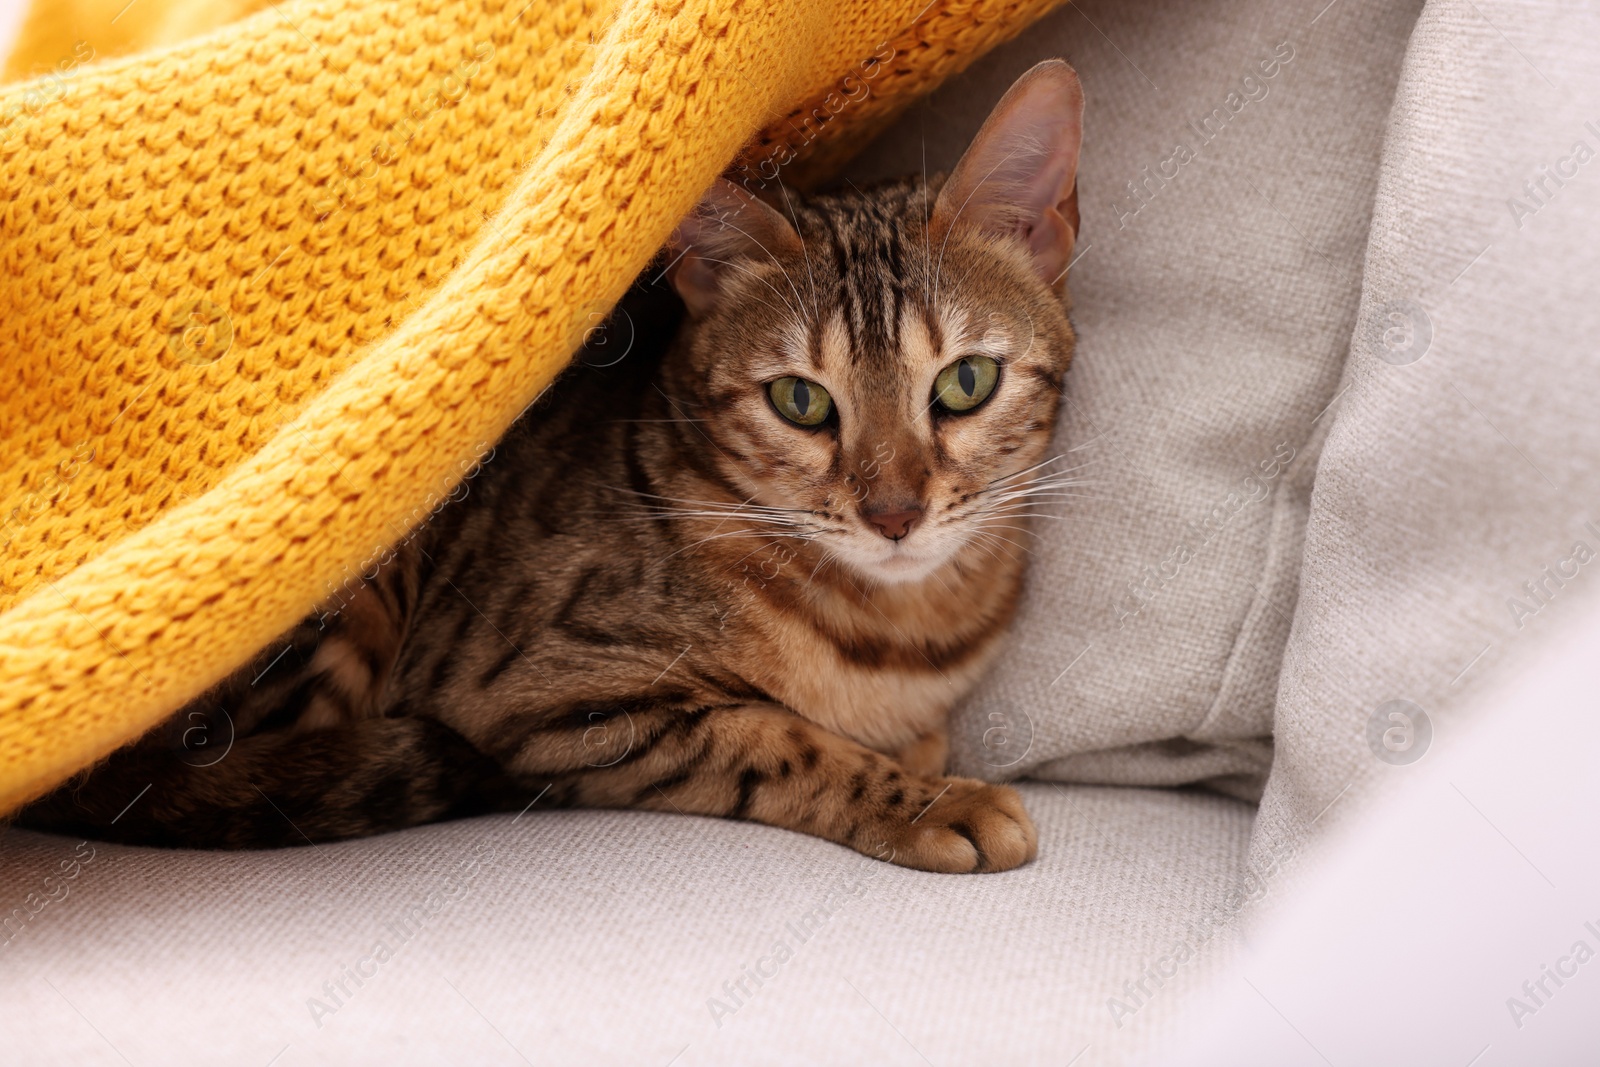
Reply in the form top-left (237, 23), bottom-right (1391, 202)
top-left (846, 0), bottom-right (1424, 799)
top-left (1246, 0), bottom-right (1600, 885)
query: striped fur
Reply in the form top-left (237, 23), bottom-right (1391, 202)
top-left (20, 68), bottom-right (1083, 871)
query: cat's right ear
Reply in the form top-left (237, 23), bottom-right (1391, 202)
top-left (665, 179), bottom-right (802, 318)
top-left (931, 59), bottom-right (1084, 288)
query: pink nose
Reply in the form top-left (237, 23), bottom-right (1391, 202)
top-left (866, 507), bottom-right (921, 541)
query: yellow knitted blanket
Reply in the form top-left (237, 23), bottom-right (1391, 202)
top-left (0, 0), bottom-right (1064, 815)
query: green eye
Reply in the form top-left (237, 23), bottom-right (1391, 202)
top-left (933, 355), bottom-right (1000, 412)
top-left (769, 376), bottom-right (833, 427)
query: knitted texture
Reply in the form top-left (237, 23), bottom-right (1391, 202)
top-left (0, 0), bottom-right (1067, 814)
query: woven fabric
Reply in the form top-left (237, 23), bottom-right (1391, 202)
top-left (0, 0), bottom-right (1067, 813)
top-left (0, 783), bottom-right (1256, 1065)
top-left (1245, 0), bottom-right (1600, 894)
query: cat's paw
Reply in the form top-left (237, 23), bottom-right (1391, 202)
top-left (874, 777), bottom-right (1037, 873)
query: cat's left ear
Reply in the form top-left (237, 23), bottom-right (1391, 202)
top-left (665, 179), bottom-right (803, 317)
top-left (931, 59), bottom-right (1084, 287)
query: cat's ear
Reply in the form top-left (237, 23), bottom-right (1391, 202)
top-left (930, 59), bottom-right (1084, 287)
top-left (665, 179), bottom-right (803, 317)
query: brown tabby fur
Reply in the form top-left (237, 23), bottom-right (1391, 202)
top-left (19, 65), bottom-right (1083, 872)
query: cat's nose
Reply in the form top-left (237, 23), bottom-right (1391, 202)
top-left (865, 507), bottom-right (921, 541)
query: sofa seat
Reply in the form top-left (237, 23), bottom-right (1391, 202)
top-left (0, 784), bottom-right (1251, 1066)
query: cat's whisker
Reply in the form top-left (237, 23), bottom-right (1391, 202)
top-left (726, 536), bottom-right (803, 571)
top-left (805, 544), bottom-right (843, 585)
top-left (608, 516), bottom-right (825, 538)
top-left (637, 508), bottom-right (823, 531)
top-left (594, 498), bottom-right (821, 526)
top-left (981, 512), bottom-right (1083, 523)
top-left (620, 510), bottom-right (818, 523)
top-left (982, 496), bottom-right (1094, 511)
top-left (985, 453), bottom-right (1100, 489)
top-left (774, 176), bottom-right (822, 320)
top-left (609, 502), bottom-right (819, 520)
top-left (974, 519), bottom-right (1038, 537)
top-left (966, 530), bottom-right (1020, 564)
top-left (983, 479), bottom-right (1098, 500)
top-left (1066, 429), bottom-right (1113, 452)
top-left (650, 384), bottom-right (750, 475)
top-left (602, 486), bottom-right (809, 511)
top-left (692, 253), bottom-right (802, 321)
top-left (980, 500), bottom-right (1076, 515)
top-left (698, 212), bottom-right (810, 322)
top-left (972, 533), bottom-right (1033, 560)
top-left (976, 474), bottom-right (1101, 509)
top-left (924, 557), bottom-right (963, 598)
top-left (599, 485), bottom-right (817, 517)
top-left (970, 536), bottom-right (1028, 561)
top-left (656, 526), bottom-right (821, 567)
top-left (986, 480), bottom-right (1100, 496)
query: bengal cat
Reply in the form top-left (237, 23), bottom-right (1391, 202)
top-left (18, 61), bottom-right (1084, 873)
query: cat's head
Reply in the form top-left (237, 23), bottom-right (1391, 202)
top-left (662, 61), bottom-right (1083, 585)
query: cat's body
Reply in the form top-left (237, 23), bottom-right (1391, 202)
top-left (18, 62), bottom-right (1085, 872)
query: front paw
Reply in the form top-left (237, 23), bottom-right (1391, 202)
top-left (872, 777), bottom-right (1037, 873)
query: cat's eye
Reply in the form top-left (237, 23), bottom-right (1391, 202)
top-left (932, 355), bottom-right (1000, 413)
top-left (769, 376), bottom-right (833, 427)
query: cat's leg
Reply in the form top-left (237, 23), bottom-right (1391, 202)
top-left (503, 702), bottom-right (1035, 873)
top-left (13, 718), bottom-right (520, 848)
top-left (890, 727), bottom-right (949, 776)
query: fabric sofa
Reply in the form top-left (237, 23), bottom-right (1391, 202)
top-left (6, 0), bottom-right (1600, 1062)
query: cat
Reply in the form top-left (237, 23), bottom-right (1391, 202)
top-left (17, 60), bottom-right (1084, 873)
